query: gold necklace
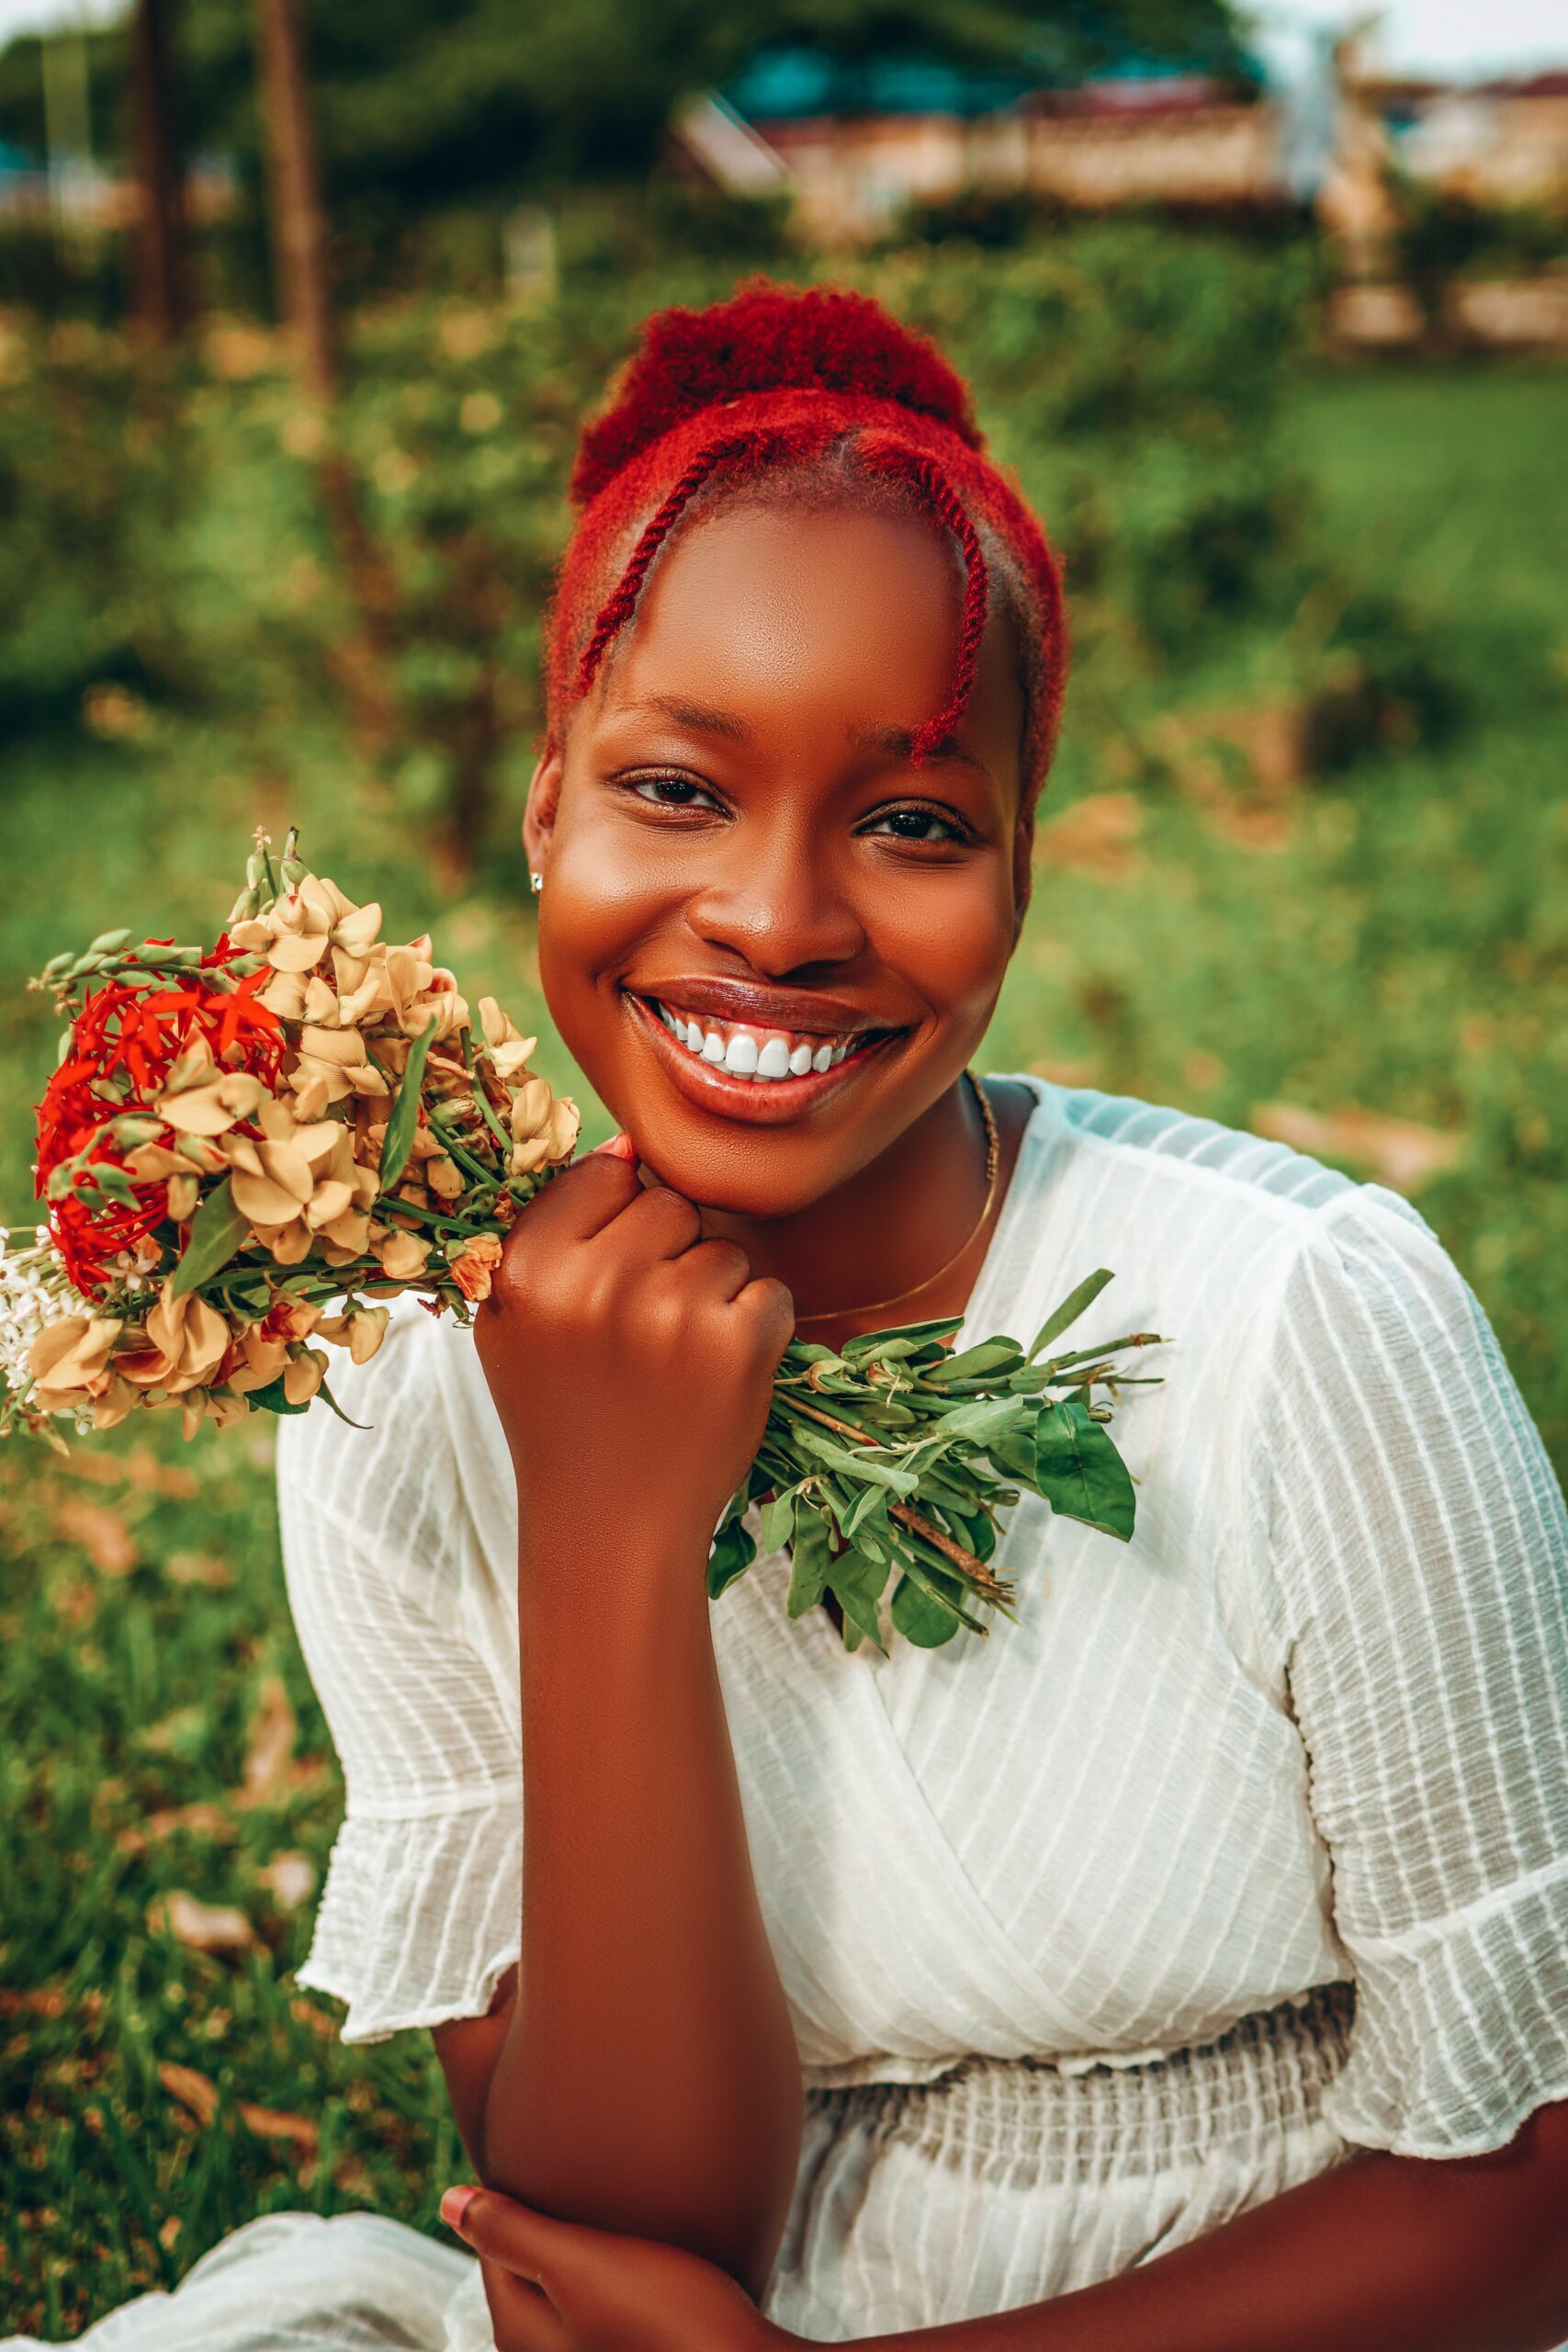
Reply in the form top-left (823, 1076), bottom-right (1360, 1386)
top-left (794, 1069), bottom-right (1000, 1328)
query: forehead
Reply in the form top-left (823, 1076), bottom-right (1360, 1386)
top-left (592, 500), bottom-right (1024, 786)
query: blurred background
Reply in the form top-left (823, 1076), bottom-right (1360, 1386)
top-left (2, 0), bottom-right (1565, 2334)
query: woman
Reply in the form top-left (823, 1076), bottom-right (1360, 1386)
top-left (25, 281), bottom-right (1568, 2351)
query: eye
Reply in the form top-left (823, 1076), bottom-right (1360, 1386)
top-left (621, 771), bottom-right (725, 813)
top-left (859, 805), bottom-right (972, 846)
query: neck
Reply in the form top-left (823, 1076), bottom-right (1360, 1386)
top-left (699, 1074), bottom-right (1033, 1355)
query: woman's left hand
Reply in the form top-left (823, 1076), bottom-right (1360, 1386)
top-left (441, 2185), bottom-right (799, 2352)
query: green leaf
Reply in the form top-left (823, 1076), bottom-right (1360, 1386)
top-left (785, 1510), bottom-right (830, 1617)
top-left (78, 1165), bottom-right (141, 1211)
top-left (86, 927), bottom-right (134, 956)
top-left (891, 1570), bottom-right (964, 1647)
top-left (169, 1176), bottom-right (250, 1298)
top-left (933, 1394), bottom-right (1026, 1444)
top-left (1028, 1268), bottom-right (1115, 1361)
top-left (843, 1482), bottom-right (889, 1540)
top-left (246, 1374), bottom-right (312, 1417)
top-left (926, 1339), bottom-right (1024, 1385)
top-left (790, 1426), bottom-right (919, 1493)
top-left (825, 1555), bottom-right (887, 1651)
top-left (829, 1545), bottom-right (889, 1603)
top-left (986, 1426), bottom-right (1038, 1485)
top-left (841, 1314), bottom-right (964, 1356)
top-left (706, 1514), bottom-right (756, 1602)
top-left (759, 1487), bottom-right (798, 1554)
top-left (378, 1019), bottom-right (439, 1190)
top-left (315, 1378), bottom-right (368, 1430)
top-left (1033, 1397), bottom-right (1136, 1540)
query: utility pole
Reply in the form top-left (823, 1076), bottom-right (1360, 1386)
top-left (129, 0), bottom-right (188, 340)
top-left (253, 0), bottom-right (335, 398)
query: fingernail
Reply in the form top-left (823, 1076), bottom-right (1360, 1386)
top-left (440, 2184), bottom-right (478, 2233)
top-left (589, 1132), bottom-right (637, 1162)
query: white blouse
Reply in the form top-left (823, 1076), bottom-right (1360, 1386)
top-left (266, 1074), bottom-right (1568, 2343)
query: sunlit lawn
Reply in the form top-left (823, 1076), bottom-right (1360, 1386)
top-left (3, 359), bottom-right (1566, 2337)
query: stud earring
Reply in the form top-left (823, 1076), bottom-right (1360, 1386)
top-left (529, 871), bottom-right (544, 894)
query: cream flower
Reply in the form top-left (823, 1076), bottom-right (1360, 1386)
top-left (231, 874), bottom-right (385, 976)
top-left (509, 1092), bottom-right (580, 1178)
top-left (316, 1304), bottom-right (389, 1363)
top-left (282, 1347), bottom-right (328, 1405)
top-left (285, 1025), bottom-right (389, 1108)
top-left (478, 997), bottom-right (538, 1083)
top-left (29, 1314), bottom-right (124, 1402)
top-left (222, 1112), bottom-right (377, 1265)
top-left (115, 1285), bottom-right (230, 1394)
top-left (157, 1069), bottom-right (267, 1136)
top-left (372, 1227), bottom-right (431, 1280)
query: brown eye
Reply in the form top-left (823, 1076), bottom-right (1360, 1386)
top-left (626, 774), bottom-right (722, 811)
top-left (863, 807), bottom-right (967, 845)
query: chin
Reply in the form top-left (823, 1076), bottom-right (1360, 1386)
top-left (626, 1125), bottom-right (857, 1224)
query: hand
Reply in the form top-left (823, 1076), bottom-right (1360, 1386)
top-left (473, 1148), bottom-right (794, 1563)
top-left (441, 2183), bottom-right (798, 2352)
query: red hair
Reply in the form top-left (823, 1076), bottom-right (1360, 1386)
top-left (544, 279), bottom-right (1069, 804)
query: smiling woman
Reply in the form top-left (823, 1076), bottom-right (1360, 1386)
top-left (27, 280), bottom-right (1568, 2352)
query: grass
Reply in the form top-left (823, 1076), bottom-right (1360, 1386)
top-left (3, 357), bottom-right (1567, 2336)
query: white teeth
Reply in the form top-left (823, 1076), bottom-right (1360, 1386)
top-left (652, 1000), bottom-right (880, 1081)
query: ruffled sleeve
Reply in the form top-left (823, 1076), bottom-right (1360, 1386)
top-left (276, 1304), bottom-right (521, 2042)
top-left (1246, 1182), bottom-right (1568, 2157)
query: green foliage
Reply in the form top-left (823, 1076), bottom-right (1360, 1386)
top-left (1393, 180), bottom-right (1568, 324)
top-left (0, 1433), bottom-right (468, 2337)
top-left (1, 225), bottom-right (1442, 876)
top-left (0, 0), bottom-right (1251, 207)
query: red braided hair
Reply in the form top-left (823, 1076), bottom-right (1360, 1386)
top-left (546, 278), bottom-right (1068, 802)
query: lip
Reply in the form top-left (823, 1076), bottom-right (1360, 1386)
top-left (628, 975), bottom-right (897, 1038)
top-left (624, 990), bottom-right (904, 1125)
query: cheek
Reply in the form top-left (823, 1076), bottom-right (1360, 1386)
top-left (870, 856), bottom-right (1016, 1033)
top-left (534, 814), bottom-right (662, 1054)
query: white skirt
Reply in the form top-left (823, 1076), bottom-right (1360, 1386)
top-left (6, 1987), bottom-right (1517, 2349)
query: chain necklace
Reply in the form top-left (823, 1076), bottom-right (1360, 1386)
top-left (793, 1069), bottom-right (1000, 1328)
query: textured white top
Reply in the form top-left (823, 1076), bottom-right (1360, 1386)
top-left (277, 1075), bottom-right (1568, 2176)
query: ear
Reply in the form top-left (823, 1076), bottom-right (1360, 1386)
top-left (523, 742), bottom-right (563, 876)
top-left (1010, 807), bottom-right (1037, 944)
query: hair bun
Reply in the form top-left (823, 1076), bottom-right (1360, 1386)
top-left (569, 277), bottom-right (983, 508)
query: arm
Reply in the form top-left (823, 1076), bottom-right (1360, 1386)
top-left (434, 2098), bottom-right (1568, 2352)
top-left (439, 1151), bottom-right (803, 2302)
top-left (859, 2096), bottom-right (1568, 2349)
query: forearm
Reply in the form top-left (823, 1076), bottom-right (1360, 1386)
top-left (480, 1514), bottom-right (803, 2299)
top-left (862, 2120), bottom-right (1568, 2352)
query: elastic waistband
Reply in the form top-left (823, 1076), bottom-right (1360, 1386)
top-left (805, 1982), bottom-right (1356, 2183)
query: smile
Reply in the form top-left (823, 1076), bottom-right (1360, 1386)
top-left (625, 991), bottom-right (904, 1118)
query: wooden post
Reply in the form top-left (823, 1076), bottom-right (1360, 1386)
top-left (129, 0), bottom-right (188, 342)
top-left (253, 0), bottom-right (335, 399)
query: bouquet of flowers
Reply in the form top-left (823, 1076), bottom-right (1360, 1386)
top-left (1, 830), bottom-right (1167, 1653)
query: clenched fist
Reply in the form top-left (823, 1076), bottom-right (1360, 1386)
top-left (473, 1150), bottom-right (794, 1579)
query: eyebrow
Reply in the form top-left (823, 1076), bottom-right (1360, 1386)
top-left (850, 722), bottom-right (993, 782)
top-left (615, 695), bottom-right (992, 782)
top-left (615, 694), bottom-right (753, 743)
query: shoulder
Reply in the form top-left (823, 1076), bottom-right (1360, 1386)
top-left (997, 1073), bottom-right (1453, 1344)
top-left (274, 1292), bottom-right (512, 1603)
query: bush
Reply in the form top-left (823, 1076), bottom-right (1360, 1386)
top-left (0, 226), bottom-right (1447, 875)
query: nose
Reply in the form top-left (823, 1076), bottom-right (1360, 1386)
top-left (683, 812), bottom-right (866, 977)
